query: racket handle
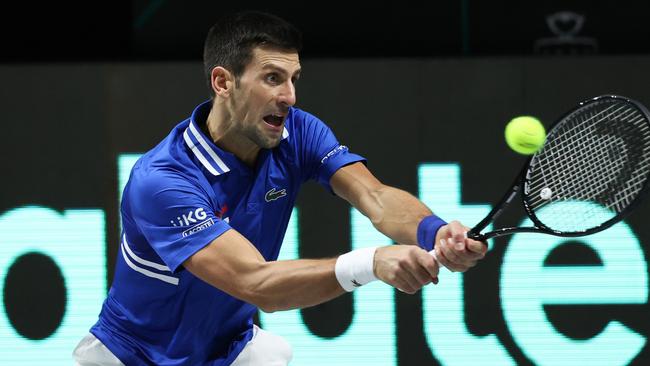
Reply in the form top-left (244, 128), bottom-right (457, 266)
top-left (467, 231), bottom-right (488, 243)
top-left (429, 249), bottom-right (443, 272)
top-left (430, 249), bottom-right (438, 261)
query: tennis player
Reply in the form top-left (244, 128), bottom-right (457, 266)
top-left (73, 11), bottom-right (486, 366)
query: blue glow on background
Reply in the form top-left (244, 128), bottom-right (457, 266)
top-left (0, 207), bottom-right (106, 365)
top-left (535, 199), bottom-right (617, 233)
top-left (502, 201), bottom-right (648, 365)
top-left (419, 163), bottom-right (515, 365)
top-left (118, 154), bottom-right (141, 202)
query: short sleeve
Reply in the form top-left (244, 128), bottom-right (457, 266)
top-left (126, 171), bottom-right (231, 272)
top-left (297, 111), bottom-right (366, 193)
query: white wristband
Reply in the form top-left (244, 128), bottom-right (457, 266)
top-left (335, 247), bottom-right (378, 292)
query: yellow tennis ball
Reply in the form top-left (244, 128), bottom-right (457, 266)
top-left (505, 116), bottom-right (546, 155)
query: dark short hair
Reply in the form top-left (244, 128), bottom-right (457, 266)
top-left (203, 11), bottom-right (303, 96)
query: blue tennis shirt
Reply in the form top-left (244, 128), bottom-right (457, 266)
top-left (90, 101), bottom-right (365, 365)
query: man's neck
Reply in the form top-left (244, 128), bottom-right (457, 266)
top-left (205, 104), bottom-right (260, 168)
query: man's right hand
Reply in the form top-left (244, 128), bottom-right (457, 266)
top-left (433, 221), bottom-right (486, 272)
top-left (373, 246), bottom-right (439, 294)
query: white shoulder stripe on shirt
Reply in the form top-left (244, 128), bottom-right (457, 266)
top-left (122, 235), bottom-right (171, 271)
top-left (183, 129), bottom-right (219, 175)
top-left (121, 236), bottom-right (179, 285)
top-left (188, 122), bottom-right (230, 173)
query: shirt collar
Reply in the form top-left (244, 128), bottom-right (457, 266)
top-left (183, 100), bottom-right (290, 176)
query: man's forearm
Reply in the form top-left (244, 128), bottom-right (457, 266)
top-left (362, 185), bottom-right (433, 245)
top-left (329, 163), bottom-right (436, 246)
top-left (184, 229), bottom-right (346, 313)
top-left (248, 258), bottom-right (344, 312)
top-left (330, 162), bottom-right (485, 274)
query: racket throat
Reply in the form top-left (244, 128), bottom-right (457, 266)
top-left (471, 185), bottom-right (520, 236)
top-left (471, 226), bottom-right (540, 240)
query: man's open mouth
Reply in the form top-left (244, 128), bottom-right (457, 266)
top-left (263, 114), bottom-right (284, 127)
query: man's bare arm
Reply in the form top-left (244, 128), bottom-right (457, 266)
top-left (330, 162), bottom-right (431, 245)
top-left (183, 226), bottom-right (440, 311)
top-left (330, 162), bottom-right (486, 272)
top-left (183, 229), bottom-right (344, 313)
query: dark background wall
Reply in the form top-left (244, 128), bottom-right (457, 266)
top-left (2, 1), bottom-right (650, 365)
top-left (2, 1), bottom-right (650, 61)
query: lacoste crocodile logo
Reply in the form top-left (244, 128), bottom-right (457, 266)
top-left (265, 188), bottom-right (287, 202)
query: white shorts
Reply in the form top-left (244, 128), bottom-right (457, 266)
top-left (72, 326), bottom-right (292, 366)
top-left (72, 333), bottom-right (124, 366)
top-left (231, 325), bottom-right (293, 366)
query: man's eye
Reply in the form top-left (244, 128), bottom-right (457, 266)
top-left (266, 74), bottom-right (279, 84)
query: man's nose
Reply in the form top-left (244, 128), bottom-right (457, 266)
top-left (278, 81), bottom-right (296, 107)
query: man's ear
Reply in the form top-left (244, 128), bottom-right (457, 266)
top-left (210, 66), bottom-right (234, 97)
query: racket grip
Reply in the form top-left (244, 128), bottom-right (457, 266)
top-left (467, 231), bottom-right (488, 243)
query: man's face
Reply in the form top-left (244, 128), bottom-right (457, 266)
top-left (229, 46), bottom-right (301, 149)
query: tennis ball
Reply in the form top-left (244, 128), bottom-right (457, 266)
top-left (505, 116), bottom-right (546, 155)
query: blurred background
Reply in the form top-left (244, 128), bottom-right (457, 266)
top-left (1, 1), bottom-right (650, 365)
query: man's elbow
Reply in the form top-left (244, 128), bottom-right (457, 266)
top-left (248, 293), bottom-right (286, 313)
top-left (238, 274), bottom-right (285, 313)
top-left (257, 302), bottom-right (280, 313)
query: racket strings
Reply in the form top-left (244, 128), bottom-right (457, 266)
top-left (532, 136), bottom-right (628, 229)
top-left (533, 117), bottom-right (647, 213)
top-left (547, 104), bottom-right (632, 146)
top-left (530, 105), bottom-right (634, 204)
top-left (531, 113), bottom-right (650, 212)
top-left (528, 104), bottom-right (628, 194)
top-left (530, 104), bottom-right (647, 204)
top-left (524, 99), bottom-right (650, 232)
top-left (536, 130), bottom-right (648, 213)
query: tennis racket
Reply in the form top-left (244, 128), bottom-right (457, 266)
top-left (468, 94), bottom-right (650, 242)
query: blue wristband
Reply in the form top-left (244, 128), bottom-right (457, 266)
top-left (417, 215), bottom-right (447, 251)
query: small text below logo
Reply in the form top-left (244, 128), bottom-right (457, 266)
top-left (182, 218), bottom-right (214, 237)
